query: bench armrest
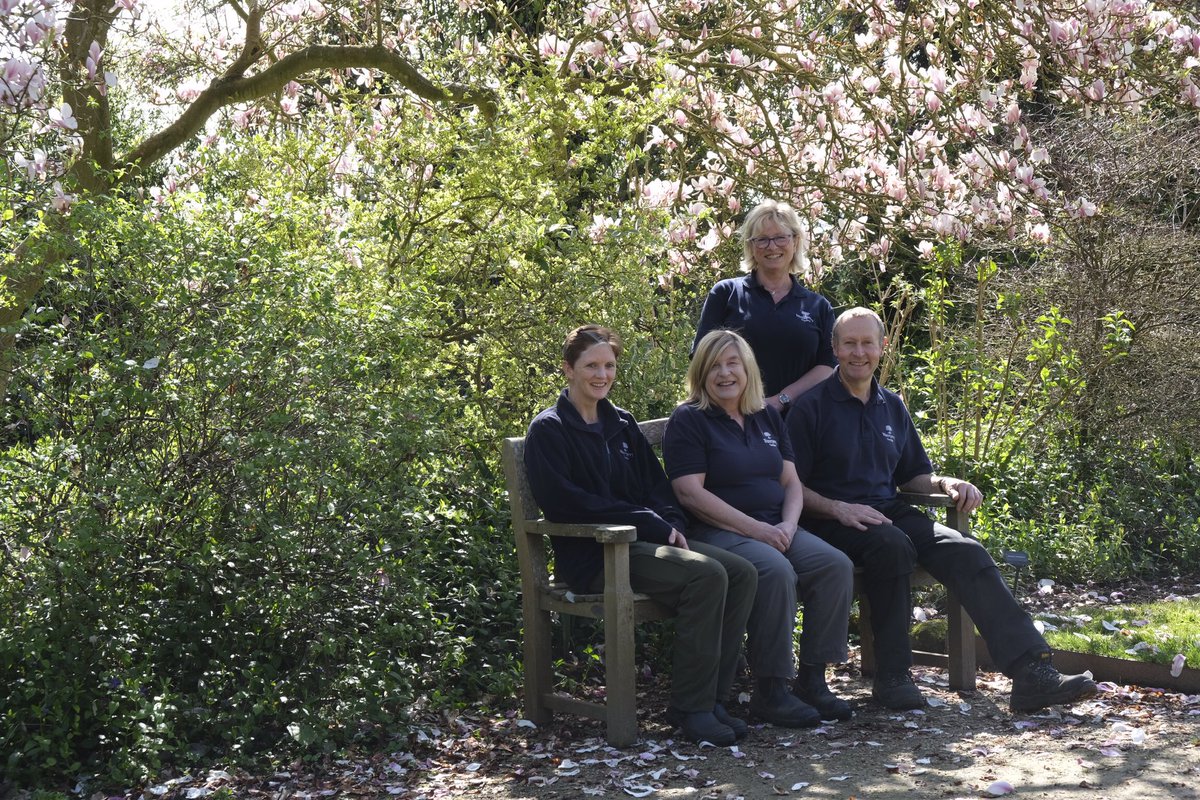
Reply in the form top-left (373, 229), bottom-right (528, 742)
top-left (899, 491), bottom-right (952, 507)
top-left (533, 520), bottom-right (638, 544)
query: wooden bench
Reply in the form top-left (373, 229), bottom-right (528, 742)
top-left (502, 417), bottom-right (976, 746)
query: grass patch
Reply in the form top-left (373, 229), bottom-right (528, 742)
top-left (1036, 597), bottom-right (1200, 668)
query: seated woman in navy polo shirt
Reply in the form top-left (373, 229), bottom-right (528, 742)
top-left (693, 199), bottom-right (836, 414)
top-left (524, 325), bottom-right (758, 746)
top-left (663, 329), bottom-right (855, 727)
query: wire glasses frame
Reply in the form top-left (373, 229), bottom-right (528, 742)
top-left (749, 234), bottom-right (795, 249)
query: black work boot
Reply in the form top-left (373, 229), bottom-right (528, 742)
top-left (793, 663), bottom-right (853, 721)
top-left (1009, 651), bottom-right (1098, 712)
top-left (749, 677), bottom-right (820, 728)
top-left (871, 671), bottom-right (926, 710)
top-left (665, 708), bottom-right (737, 746)
top-left (713, 702), bottom-right (749, 740)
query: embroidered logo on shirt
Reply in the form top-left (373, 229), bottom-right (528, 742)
top-left (796, 310), bottom-right (814, 324)
top-left (617, 441), bottom-right (634, 460)
top-left (882, 424), bottom-right (896, 444)
top-left (762, 431), bottom-right (779, 448)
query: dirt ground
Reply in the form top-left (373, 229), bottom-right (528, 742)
top-left (401, 661), bottom-right (1200, 800)
top-left (43, 578), bottom-right (1200, 800)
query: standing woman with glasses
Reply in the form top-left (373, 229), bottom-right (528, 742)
top-left (693, 199), bottom-right (835, 414)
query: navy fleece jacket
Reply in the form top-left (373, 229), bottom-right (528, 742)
top-left (524, 389), bottom-right (686, 592)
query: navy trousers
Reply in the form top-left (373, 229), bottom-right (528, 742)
top-left (805, 499), bottom-right (1047, 677)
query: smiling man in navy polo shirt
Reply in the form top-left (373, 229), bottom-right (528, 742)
top-left (786, 307), bottom-right (1097, 713)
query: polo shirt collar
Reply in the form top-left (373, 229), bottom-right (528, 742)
top-left (747, 269), bottom-right (800, 298)
top-left (829, 367), bottom-right (885, 405)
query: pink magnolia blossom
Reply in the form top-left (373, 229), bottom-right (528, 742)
top-left (641, 178), bottom-right (678, 209)
top-left (926, 66), bottom-right (949, 93)
top-left (588, 214), bottom-right (616, 243)
top-left (49, 102), bottom-right (77, 130)
top-left (1071, 198), bottom-right (1099, 218)
top-left (1019, 58), bottom-right (1039, 90)
top-left (176, 81), bottom-right (205, 102)
top-left (1181, 78), bottom-right (1200, 107)
top-left (51, 182), bottom-right (75, 213)
top-left (14, 148), bottom-right (48, 180)
top-left (85, 41), bottom-right (103, 81)
top-left (697, 227), bottom-right (721, 252)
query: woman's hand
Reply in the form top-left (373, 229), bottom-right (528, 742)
top-left (667, 529), bottom-right (691, 550)
top-left (748, 520), bottom-right (792, 552)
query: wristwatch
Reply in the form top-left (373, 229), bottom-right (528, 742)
top-left (778, 392), bottom-right (791, 407)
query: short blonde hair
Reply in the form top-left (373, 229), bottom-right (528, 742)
top-left (739, 199), bottom-right (810, 276)
top-left (685, 330), bottom-right (766, 415)
top-left (832, 307), bottom-right (886, 344)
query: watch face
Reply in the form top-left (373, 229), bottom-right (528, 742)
top-left (779, 393), bottom-right (790, 406)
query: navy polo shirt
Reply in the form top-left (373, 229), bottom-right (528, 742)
top-left (693, 272), bottom-right (837, 396)
top-left (787, 370), bottom-right (933, 507)
top-left (663, 402), bottom-right (793, 525)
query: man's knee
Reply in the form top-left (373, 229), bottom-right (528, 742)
top-left (859, 524), bottom-right (917, 575)
top-left (923, 534), bottom-right (995, 576)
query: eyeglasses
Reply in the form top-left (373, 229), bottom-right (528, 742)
top-left (749, 234), bottom-right (795, 249)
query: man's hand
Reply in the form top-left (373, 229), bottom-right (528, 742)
top-left (833, 501), bottom-right (891, 531)
top-left (667, 529), bottom-right (691, 550)
top-left (944, 480), bottom-right (983, 514)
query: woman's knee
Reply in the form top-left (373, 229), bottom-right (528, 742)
top-left (754, 549), bottom-right (799, 591)
top-left (723, 554), bottom-right (759, 592)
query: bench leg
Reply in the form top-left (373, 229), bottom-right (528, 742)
top-left (946, 588), bottom-right (977, 691)
top-left (522, 601), bottom-right (554, 726)
top-left (857, 592), bottom-right (877, 679)
top-left (604, 543), bottom-right (638, 747)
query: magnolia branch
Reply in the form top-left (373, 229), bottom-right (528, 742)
top-left (121, 45), bottom-right (498, 175)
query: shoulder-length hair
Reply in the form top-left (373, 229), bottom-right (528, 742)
top-left (739, 198), bottom-right (810, 276)
top-left (685, 329), bottom-right (766, 415)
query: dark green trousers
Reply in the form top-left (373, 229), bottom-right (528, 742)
top-left (589, 540), bottom-right (757, 712)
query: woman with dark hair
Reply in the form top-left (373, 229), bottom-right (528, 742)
top-left (693, 199), bottom-right (836, 412)
top-left (524, 325), bottom-right (758, 746)
top-left (663, 329), bottom-right (855, 727)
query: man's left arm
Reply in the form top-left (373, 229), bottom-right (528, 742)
top-left (891, 393), bottom-right (984, 515)
top-left (897, 473), bottom-right (983, 514)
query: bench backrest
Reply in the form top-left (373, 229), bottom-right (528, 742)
top-left (501, 417), bottom-right (670, 590)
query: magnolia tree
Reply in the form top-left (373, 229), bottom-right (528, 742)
top-left (1, 0), bottom-right (499, 406)
top-left (3, 0), bottom-right (1200, 408)
top-left (540, 0), bottom-right (1200, 279)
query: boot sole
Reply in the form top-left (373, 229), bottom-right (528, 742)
top-left (871, 690), bottom-right (926, 711)
top-left (794, 692), bottom-right (853, 721)
top-left (664, 708), bottom-right (738, 745)
top-left (749, 705), bottom-right (821, 728)
top-left (1010, 679), bottom-right (1098, 712)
